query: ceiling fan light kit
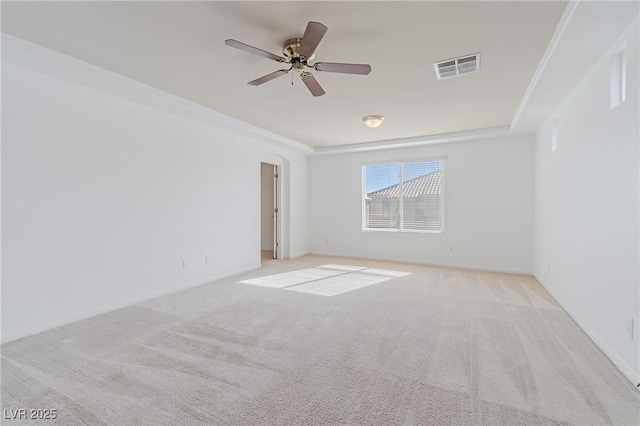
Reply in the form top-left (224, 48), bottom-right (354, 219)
top-left (363, 115), bottom-right (384, 128)
top-left (225, 21), bottom-right (372, 97)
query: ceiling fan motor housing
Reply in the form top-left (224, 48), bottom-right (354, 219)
top-left (283, 37), bottom-right (315, 66)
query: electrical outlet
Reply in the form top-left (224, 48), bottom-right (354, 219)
top-left (205, 256), bottom-right (210, 264)
top-left (448, 246), bottom-right (453, 253)
top-left (182, 261), bottom-right (187, 270)
top-left (627, 317), bottom-right (635, 340)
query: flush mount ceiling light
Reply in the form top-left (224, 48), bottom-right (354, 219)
top-left (363, 115), bottom-right (384, 128)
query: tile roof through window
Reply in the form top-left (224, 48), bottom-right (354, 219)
top-left (367, 170), bottom-right (442, 198)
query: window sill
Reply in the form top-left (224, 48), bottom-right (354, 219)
top-left (361, 228), bottom-right (443, 234)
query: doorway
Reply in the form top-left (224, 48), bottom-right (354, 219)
top-left (260, 162), bottom-right (279, 262)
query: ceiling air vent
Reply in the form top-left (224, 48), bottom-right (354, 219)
top-left (434, 53), bottom-right (480, 80)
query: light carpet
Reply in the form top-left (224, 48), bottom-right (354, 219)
top-left (2, 255), bottom-right (639, 425)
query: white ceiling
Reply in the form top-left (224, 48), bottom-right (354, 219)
top-left (1, 1), bottom-right (566, 149)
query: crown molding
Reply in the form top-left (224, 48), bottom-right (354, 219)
top-left (313, 126), bottom-right (512, 155)
top-left (510, 0), bottom-right (578, 132)
top-left (1, 33), bottom-right (523, 156)
top-left (511, 0), bottom-right (639, 133)
top-left (1, 32), bottom-right (314, 155)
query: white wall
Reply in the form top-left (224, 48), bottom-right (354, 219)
top-left (1, 37), bottom-right (309, 342)
top-left (533, 17), bottom-right (640, 384)
top-left (260, 163), bottom-right (275, 251)
top-left (309, 134), bottom-right (534, 274)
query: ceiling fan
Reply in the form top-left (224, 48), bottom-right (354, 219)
top-left (225, 21), bottom-right (372, 97)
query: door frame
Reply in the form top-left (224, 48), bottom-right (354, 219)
top-left (260, 155), bottom-right (287, 261)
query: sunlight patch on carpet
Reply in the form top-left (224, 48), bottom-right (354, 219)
top-left (286, 272), bottom-right (393, 296)
top-left (360, 268), bottom-right (412, 277)
top-left (239, 268), bottom-right (344, 288)
top-left (239, 265), bottom-right (410, 296)
top-left (317, 264), bottom-right (367, 272)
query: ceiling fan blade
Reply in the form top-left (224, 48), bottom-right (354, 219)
top-left (300, 72), bottom-right (325, 97)
top-left (247, 69), bottom-right (289, 86)
top-left (225, 39), bottom-right (286, 62)
top-left (299, 21), bottom-right (328, 58)
top-left (314, 62), bottom-right (372, 75)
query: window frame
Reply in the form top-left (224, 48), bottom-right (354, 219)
top-left (361, 157), bottom-right (445, 234)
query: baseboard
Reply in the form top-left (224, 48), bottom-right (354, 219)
top-left (1, 263), bottom-right (260, 345)
top-left (535, 275), bottom-right (640, 390)
top-left (308, 250), bottom-right (533, 276)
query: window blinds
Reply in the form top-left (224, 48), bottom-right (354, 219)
top-left (362, 160), bottom-right (444, 232)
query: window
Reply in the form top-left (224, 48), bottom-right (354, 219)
top-left (610, 49), bottom-right (626, 110)
top-left (362, 159), bottom-right (444, 232)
